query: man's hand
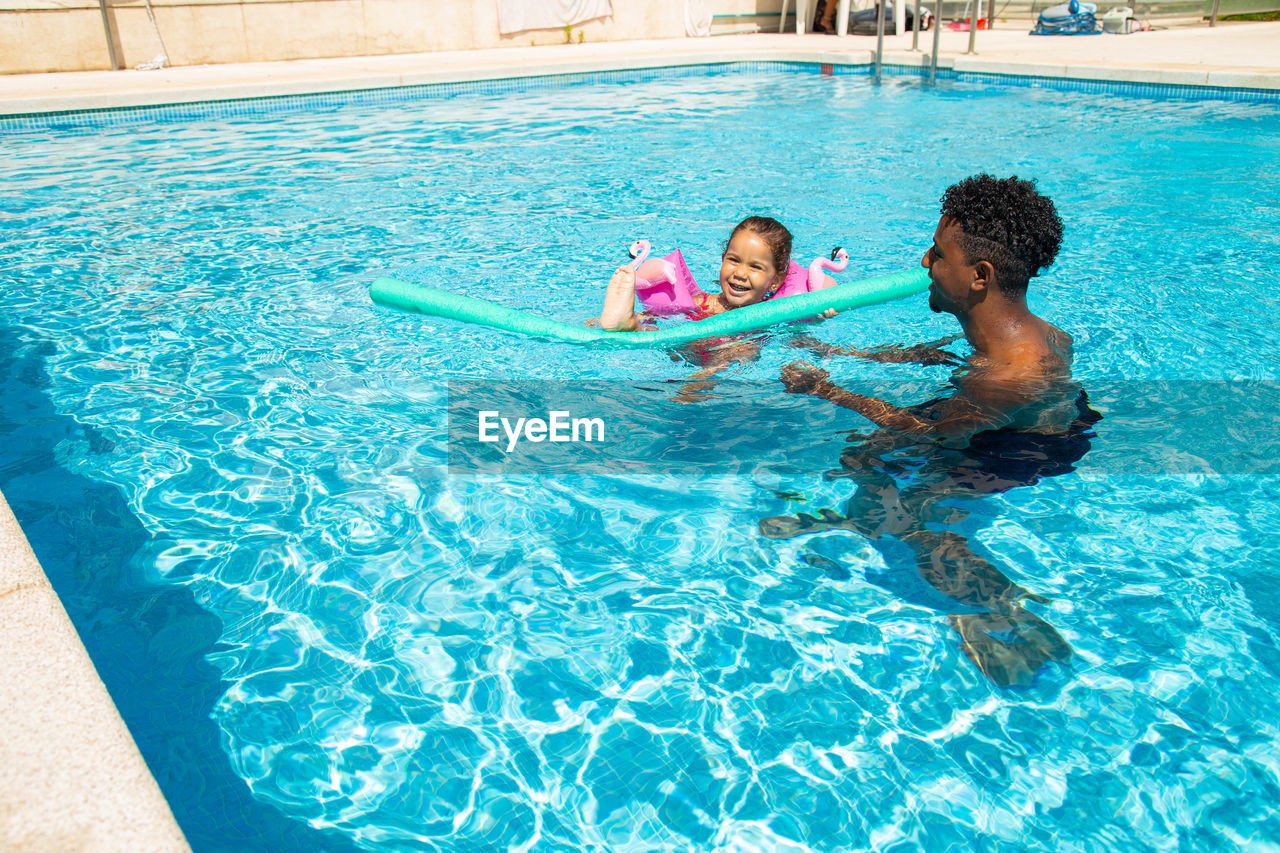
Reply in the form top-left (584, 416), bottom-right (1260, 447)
top-left (781, 361), bottom-right (830, 395)
top-left (781, 363), bottom-right (934, 435)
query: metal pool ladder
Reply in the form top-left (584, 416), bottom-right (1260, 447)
top-left (875, 1), bottom-right (950, 85)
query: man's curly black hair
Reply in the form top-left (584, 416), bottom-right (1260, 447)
top-left (939, 174), bottom-right (1063, 296)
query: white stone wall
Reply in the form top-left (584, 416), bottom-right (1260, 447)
top-left (0, 0), bottom-right (705, 74)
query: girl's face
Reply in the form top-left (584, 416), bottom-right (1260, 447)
top-left (718, 230), bottom-right (781, 308)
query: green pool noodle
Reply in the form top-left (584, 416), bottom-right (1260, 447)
top-left (369, 267), bottom-right (929, 348)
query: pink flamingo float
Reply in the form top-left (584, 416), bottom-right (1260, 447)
top-left (628, 239), bottom-right (695, 315)
top-left (629, 240), bottom-right (849, 315)
top-left (783, 246), bottom-right (850, 298)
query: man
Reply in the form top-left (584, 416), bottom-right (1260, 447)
top-left (764, 174), bottom-right (1099, 686)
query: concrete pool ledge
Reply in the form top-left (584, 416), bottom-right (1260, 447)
top-left (1, 25), bottom-right (1278, 118)
top-left (0, 491), bottom-right (190, 852)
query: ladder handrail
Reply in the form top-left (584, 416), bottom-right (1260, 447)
top-left (97, 0), bottom-right (121, 70)
top-left (875, 0), bottom-right (886, 82)
top-left (930, 1), bottom-right (943, 82)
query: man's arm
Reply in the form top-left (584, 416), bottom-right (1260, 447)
top-left (780, 361), bottom-right (1017, 443)
top-left (787, 334), bottom-right (963, 366)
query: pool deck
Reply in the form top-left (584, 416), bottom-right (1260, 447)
top-left (1, 22), bottom-right (1278, 117)
top-left (0, 497), bottom-right (190, 851)
top-left (1, 21), bottom-right (1278, 852)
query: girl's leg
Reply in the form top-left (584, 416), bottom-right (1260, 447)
top-left (599, 265), bottom-right (639, 331)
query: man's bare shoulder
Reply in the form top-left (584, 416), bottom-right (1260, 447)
top-left (988, 317), bottom-right (1072, 377)
top-left (1041, 320), bottom-right (1073, 362)
top-left (956, 319), bottom-right (1072, 409)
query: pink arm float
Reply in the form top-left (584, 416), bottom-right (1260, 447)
top-left (773, 247), bottom-right (850, 298)
top-left (629, 240), bottom-right (850, 315)
top-left (630, 240), bottom-right (703, 316)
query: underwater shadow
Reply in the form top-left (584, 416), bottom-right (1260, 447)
top-left (0, 326), bottom-right (357, 853)
top-left (759, 383), bottom-right (1102, 687)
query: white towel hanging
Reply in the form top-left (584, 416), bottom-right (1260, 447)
top-left (685, 0), bottom-right (713, 36)
top-left (496, 0), bottom-right (614, 35)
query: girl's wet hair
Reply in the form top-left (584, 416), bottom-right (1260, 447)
top-left (726, 216), bottom-right (793, 284)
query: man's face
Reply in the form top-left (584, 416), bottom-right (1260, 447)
top-left (921, 217), bottom-right (978, 316)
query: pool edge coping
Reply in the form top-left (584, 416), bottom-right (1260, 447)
top-left (0, 486), bottom-right (191, 853)
top-left (1, 41), bottom-right (1277, 120)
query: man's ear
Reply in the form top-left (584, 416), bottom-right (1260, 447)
top-left (971, 260), bottom-right (995, 294)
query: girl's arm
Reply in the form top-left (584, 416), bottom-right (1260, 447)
top-left (670, 340), bottom-right (761, 403)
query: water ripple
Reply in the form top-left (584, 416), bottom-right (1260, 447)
top-left (2, 72), bottom-right (1279, 850)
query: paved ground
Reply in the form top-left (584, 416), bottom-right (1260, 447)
top-left (1, 21), bottom-right (1277, 116)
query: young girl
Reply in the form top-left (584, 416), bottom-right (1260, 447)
top-left (597, 216), bottom-right (837, 332)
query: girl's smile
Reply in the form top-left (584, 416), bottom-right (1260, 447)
top-left (718, 231), bottom-right (781, 308)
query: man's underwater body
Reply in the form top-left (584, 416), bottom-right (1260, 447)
top-left (762, 174), bottom-right (1097, 686)
top-left (761, 365), bottom-right (1100, 686)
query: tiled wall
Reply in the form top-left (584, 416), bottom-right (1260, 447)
top-left (842, 63), bottom-right (1280, 103)
top-left (4, 60), bottom-right (1278, 133)
top-left (0, 0), bottom-right (689, 74)
top-left (0, 62), bottom-right (770, 130)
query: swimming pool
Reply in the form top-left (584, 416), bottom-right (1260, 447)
top-left (3, 64), bottom-right (1280, 850)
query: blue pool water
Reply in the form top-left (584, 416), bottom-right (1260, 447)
top-left (3, 66), bottom-right (1280, 850)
